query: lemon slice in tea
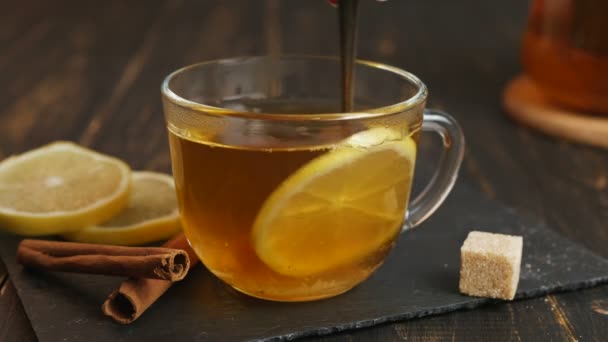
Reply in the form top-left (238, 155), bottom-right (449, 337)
top-left (0, 141), bottom-right (131, 236)
top-left (252, 128), bottom-right (416, 277)
top-left (64, 171), bottom-right (181, 246)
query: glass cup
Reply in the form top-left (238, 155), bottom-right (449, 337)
top-left (162, 56), bottom-right (464, 302)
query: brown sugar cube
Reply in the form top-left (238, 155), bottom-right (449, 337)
top-left (459, 231), bottom-right (523, 300)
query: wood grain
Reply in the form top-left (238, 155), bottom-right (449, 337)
top-left (0, 0), bottom-right (607, 340)
top-left (0, 262), bottom-right (36, 342)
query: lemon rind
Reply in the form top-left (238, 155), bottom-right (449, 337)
top-left (62, 171), bottom-right (181, 245)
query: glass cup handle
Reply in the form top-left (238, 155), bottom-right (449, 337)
top-left (402, 109), bottom-right (465, 231)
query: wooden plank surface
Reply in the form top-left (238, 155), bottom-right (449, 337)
top-left (0, 261), bottom-right (36, 342)
top-left (0, 0), bottom-right (607, 341)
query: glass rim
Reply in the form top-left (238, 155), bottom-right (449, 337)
top-left (161, 55), bottom-right (428, 122)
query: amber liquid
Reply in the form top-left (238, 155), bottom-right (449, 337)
top-left (168, 100), bottom-right (419, 301)
top-left (522, 0), bottom-right (608, 113)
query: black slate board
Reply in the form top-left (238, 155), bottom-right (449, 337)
top-left (1, 182), bottom-right (608, 342)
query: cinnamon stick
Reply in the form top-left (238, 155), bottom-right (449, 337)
top-left (17, 239), bottom-right (190, 281)
top-left (102, 233), bottom-right (199, 324)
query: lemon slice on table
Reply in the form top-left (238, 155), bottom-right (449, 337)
top-left (252, 128), bottom-right (417, 277)
top-left (0, 141), bottom-right (131, 236)
top-left (64, 171), bottom-right (181, 246)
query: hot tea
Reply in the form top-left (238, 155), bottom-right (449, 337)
top-left (522, 0), bottom-right (608, 113)
top-left (168, 99), bottom-right (420, 301)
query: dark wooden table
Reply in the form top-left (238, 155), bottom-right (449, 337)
top-left (1, 0), bottom-right (607, 341)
